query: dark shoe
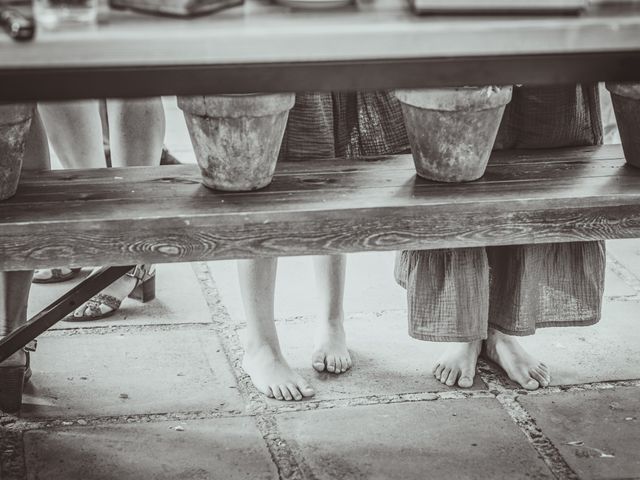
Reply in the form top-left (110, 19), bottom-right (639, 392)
top-left (0, 341), bottom-right (36, 414)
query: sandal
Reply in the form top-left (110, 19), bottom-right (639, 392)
top-left (32, 267), bottom-right (81, 284)
top-left (0, 340), bottom-right (36, 413)
top-left (64, 265), bottom-right (156, 322)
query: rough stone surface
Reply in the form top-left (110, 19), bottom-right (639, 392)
top-left (520, 388), bottom-right (640, 479)
top-left (517, 299), bottom-right (640, 386)
top-left (278, 400), bottom-right (553, 480)
top-left (24, 417), bottom-right (277, 480)
top-left (28, 263), bottom-right (212, 329)
top-left (21, 329), bottom-right (243, 418)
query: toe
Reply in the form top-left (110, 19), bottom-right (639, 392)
top-left (311, 351), bottom-right (326, 372)
top-left (445, 369), bottom-right (459, 387)
top-left (522, 378), bottom-right (540, 391)
top-left (326, 355), bottom-right (336, 373)
top-left (296, 379), bottom-right (315, 397)
top-left (342, 357), bottom-right (352, 372)
top-left (280, 386), bottom-right (293, 401)
top-left (440, 368), bottom-right (451, 384)
top-left (270, 385), bottom-right (284, 400)
top-left (531, 367), bottom-right (550, 387)
top-left (432, 362), bottom-right (441, 375)
top-left (458, 374), bottom-right (474, 388)
top-left (286, 383), bottom-right (302, 401)
top-left (335, 357), bottom-right (343, 374)
top-left (434, 364), bottom-right (445, 380)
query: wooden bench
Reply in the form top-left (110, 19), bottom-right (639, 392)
top-left (0, 144), bottom-right (636, 271)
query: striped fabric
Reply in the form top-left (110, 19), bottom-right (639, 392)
top-left (395, 85), bottom-right (606, 341)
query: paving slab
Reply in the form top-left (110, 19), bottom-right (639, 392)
top-left (607, 239), bottom-right (640, 285)
top-left (604, 262), bottom-right (637, 298)
top-left (278, 399), bottom-right (552, 480)
top-left (21, 329), bottom-right (244, 418)
top-left (24, 416), bottom-right (276, 480)
top-left (28, 263), bottom-right (212, 329)
top-left (238, 310), bottom-right (485, 403)
top-left (517, 299), bottom-right (640, 386)
top-left (208, 252), bottom-right (406, 325)
top-left (519, 387), bottom-right (640, 479)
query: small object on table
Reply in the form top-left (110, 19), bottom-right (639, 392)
top-left (274, 0), bottom-right (354, 10)
top-left (108, 0), bottom-right (242, 17)
top-left (409, 0), bottom-right (587, 15)
top-left (33, 0), bottom-right (99, 29)
top-left (0, 8), bottom-right (35, 40)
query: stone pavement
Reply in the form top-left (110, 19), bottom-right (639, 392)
top-left (0, 244), bottom-right (638, 480)
top-left (1, 97), bottom-right (639, 479)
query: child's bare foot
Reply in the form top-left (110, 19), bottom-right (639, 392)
top-left (484, 328), bottom-right (551, 390)
top-left (312, 316), bottom-right (352, 374)
top-left (433, 340), bottom-right (482, 388)
top-left (242, 345), bottom-right (315, 401)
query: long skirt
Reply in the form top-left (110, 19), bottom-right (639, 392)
top-left (394, 85), bottom-right (606, 341)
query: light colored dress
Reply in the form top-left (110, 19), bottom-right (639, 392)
top-left (394, 84), bottom-right (606, 342)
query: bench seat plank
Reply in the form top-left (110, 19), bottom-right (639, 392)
top-left (0, 144), bottom-right (637, 270)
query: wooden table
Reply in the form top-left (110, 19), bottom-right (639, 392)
top-left (2, 0), bottom-right (640, 100)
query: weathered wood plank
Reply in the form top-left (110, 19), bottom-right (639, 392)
top-left (1, 145), bottom-right (638, 270)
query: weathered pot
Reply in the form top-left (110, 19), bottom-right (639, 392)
top-left (0, 103), bottom-right (35, 200)
top-left (606, 82), bottom-right (640, 168)
top-left (178, 93), bottom-right (295, 191)
top-left (394, 86), bottom-right (513, 182)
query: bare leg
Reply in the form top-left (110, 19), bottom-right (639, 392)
top-left (484, 328), bottom-right (551, 390)
top-left (69, 98), bottom-right (165, 319)
top-left (311, 254), bottom-right (351, 374)
top-left (106, 97), bottom-right (164, 167)
top-left (433, 341), bottom-right (482, 388)
top-left (37, 101), bottom-right (106, 169)
top-left (239, 258), bottom-right (314, 401)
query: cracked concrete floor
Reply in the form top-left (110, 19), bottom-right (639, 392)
top-left (1, 244), bottom-right (639, 480)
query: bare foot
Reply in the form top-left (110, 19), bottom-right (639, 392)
top-left (312, 317), bottom-right (352, 374)
top-left (242, 345), bottom-right (315, 401)
top-left (433, 340), bottom-right (482, 388)
top-left (484, 328), bottom-right (551, 390)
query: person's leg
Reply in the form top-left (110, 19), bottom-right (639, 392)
top-left (310, 254), bottom-right (351, 374)
top-left (37, 101), bottom-right (106, 169)
top-left (106, 97), bottom-right (165, 167)
top-left (239, 258), bottom-right (315, 401)
top-left (1, 110), bottom-right (50, 391)
top-left (69, 98), bottom-right (165, 319)
top-left (395, 248), bottom-right (488, 388)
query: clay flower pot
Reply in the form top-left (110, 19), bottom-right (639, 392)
top-left (178, 93), bottom-right (295, 191)
top-left (0, 103), bottom-right (35, 200)
top-left (394, 86), bottom-right (513, 182)
top-left (606, 82), bottom-right (640, 168)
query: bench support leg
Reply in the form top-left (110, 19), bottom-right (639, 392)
top-left (0, 265), bottom-right (134, 363)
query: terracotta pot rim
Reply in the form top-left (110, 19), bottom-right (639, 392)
top-left (394, 86), bottom-right (513, 111)
top-left (177, 92), bottom-right (295, 118)
top-left (606, 82), bottom-right (640, 100)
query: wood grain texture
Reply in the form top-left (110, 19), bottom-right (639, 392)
top-left (1, 144), bottom-right (639, 270)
